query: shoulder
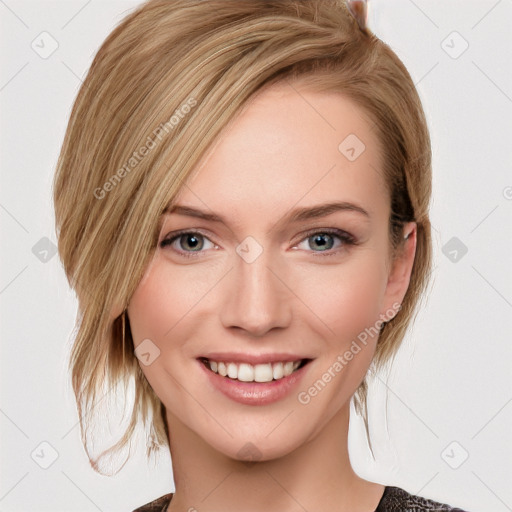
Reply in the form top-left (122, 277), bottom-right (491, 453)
top-left (377, 486), bottom-right (469, 511)
top-left (132, 492), bottom-right (173, 512)
top-left (131, 487), bottom-right (470, 512)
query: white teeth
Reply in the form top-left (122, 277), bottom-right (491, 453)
top-left (254, 363), bottom-right (273, 383)
top-left (227, 362), bottom-right (238, 379)
top-left (217, 362), bottom-right (227, 377)
top-left (205, 359), bottom-right (304, 382)
top-left (237, 363), bottom-right (254, 382)
top-left (273, 362), bottom-right (284, 380)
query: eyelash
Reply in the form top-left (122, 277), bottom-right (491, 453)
top-left (159, 228), bottom-right (357, 259)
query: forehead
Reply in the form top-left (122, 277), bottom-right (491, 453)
top-left (172, 82), bottom-right (388, 225)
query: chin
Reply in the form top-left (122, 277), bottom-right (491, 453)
top-left (197, 426), bottom-right (307, 464)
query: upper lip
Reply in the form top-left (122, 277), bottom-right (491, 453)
top-left (198, 352), bottom-right (312, 365)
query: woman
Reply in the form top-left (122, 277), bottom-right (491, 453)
top-left (53, 0), bottom-right (469, 510)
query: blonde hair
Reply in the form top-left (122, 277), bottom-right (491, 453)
top-left (53, 0), bottom-right (432, 474)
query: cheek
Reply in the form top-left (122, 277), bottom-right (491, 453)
top-left (127, 255), bottom-right (226, 401)
top-left (293, 258), bottom-right (388, 425)
top-left (127, 255), bottom-right (215, 343)
top-left (294, 253), bottom-right (389, 345)
top-left (126, 258), bottom-right (207, 413)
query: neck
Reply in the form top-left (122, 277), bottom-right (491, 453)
top-left (165, 404), bottom-right (384, 512)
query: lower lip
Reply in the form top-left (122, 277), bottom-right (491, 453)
top-left (198, 359), bottom-right (311, 406)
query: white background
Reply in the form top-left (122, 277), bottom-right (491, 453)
top-left (1, 1), bottom-right (511, 511)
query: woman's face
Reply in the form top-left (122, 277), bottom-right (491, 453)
top-left (127, 82), bottom-right (415, 461)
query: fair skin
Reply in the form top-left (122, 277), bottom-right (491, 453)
top-left (127, 81), bottom-right (417, 512)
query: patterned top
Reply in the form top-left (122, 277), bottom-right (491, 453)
top-left (132, 486), bottom-right (469, 511)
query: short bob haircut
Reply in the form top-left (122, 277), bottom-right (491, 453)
top-left (53, 0), bottom-right (432, 475)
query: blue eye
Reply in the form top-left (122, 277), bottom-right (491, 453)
top-left (296, 229), bottom-right (355, 256)
top-left (159, 228), bottom-right (356, 259)
top-left (301, 233), bottom-right (336, 251)
top-left (160, 231), bottom-right (215, 256)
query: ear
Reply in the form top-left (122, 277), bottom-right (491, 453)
top-left (109, 301), bottom-right (125, 322)
top-left (381, 222), bottom-right (417, 318)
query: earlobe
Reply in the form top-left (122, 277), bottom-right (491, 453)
top-left (109, 301), bottom-right (125, 322)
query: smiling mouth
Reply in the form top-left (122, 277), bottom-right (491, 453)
top-left (198, 357), bottom-right (311, 383)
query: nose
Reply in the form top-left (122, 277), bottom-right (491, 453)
top-left (219, 251), bottom-right (292, 337)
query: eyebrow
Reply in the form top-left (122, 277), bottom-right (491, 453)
top-left (165, 201), bottom-right (370, 227)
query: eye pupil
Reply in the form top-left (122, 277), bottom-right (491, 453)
top-left (181, 234), bottom-right (202, 251)
top-left (310, 233), bottom-right (334, 251)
